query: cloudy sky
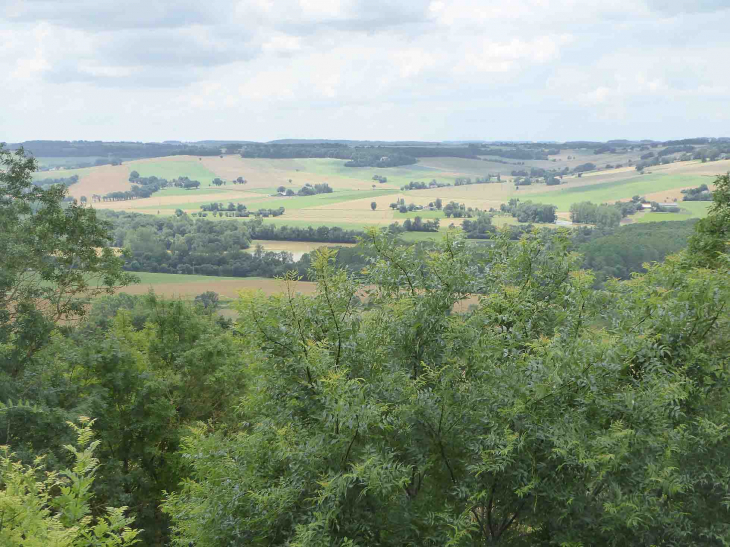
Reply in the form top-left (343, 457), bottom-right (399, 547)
top-left (2, 0), bottom-right (729, 143)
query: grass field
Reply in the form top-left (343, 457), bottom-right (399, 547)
top-left (634, 201), bottom-right (711, 223)
top-left (524, 173), bottom-right (709, 211)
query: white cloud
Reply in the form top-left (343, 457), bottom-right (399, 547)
top-left (1, 0), bottom-right (729, 141)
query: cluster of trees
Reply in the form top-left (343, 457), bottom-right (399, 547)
top-left (101, 185), bottom-right (161, 201)
top-left (569, 197), bottom-right (644, 228)
top-left (33, 174), bottom-right (79, 189)
top-left (372, 175), bottom-right (388, 183)
top-left (240, 144), bottom-right (493, 168)
top-left (461, 213), bottom-right (496, 239)
top-left (164, 218), bottom-right (730, 545)
top-left (572, 162), bottom-right (597, 173)
top-left (297, 182), bottom-right (333, 195)
top-left (101, 173), bottom-right (204, 202)
top-left (402, 216), bottom-right (440, 232)
top-left (246, 219), bottom-right (363, 243)
top-left (454, 175), bottom-right (497, 186)
top-left (636, 145), bottom-right (729, 172)
top-left (195, 205), bottom-right (285, 218)
top-left (401, 179), bottom-right (451, 191)
top-left (682, 184), bottom-right (714, 201)
top-left (443, 201), bottom-right (482, 218)
top-left (274, 183), bottom-right (333, 196)
top-left (570, 201), bottom-right (623, 228)
top-left (501, 198), bottom-right (558, 223)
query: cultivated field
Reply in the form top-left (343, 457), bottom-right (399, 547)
top-left (120, 272), bottom-right (317, 299)
top-left (38, 151), bottom-right (728, 246)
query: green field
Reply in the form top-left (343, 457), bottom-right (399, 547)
top-left (634, 201), bottom-right (711, 223)
top-left (131, 160), bottom-right (220, 185)
top-left (526, 173), bottom-right (708, 211)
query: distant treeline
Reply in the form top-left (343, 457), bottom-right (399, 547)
top-left (33, 174), bottom-right (79, 189)
top-left (10, 140), bottom-right (220, 160)
top-left (247, 220), bottom-right (363, 243)
top-left (239, 143), bottom-right (562, 168)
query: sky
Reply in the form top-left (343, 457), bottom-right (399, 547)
top-left (2, 0), bottom-right (729, 143)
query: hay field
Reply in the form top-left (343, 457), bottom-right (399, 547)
top-left (120, 272), bottom-right (317, 299)
top-left (66, 165), bottom-right (132, 200)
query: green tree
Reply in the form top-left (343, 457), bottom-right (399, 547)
top-left (0, 417), bottom-right (140, 546)
top-left (163, 230), bottom-right (730, 546)
top-left (371, 201), bottom-right (377, 211)
top-left (688, 172), bottom-right (730, 266)
top-left (0, 146), bottom-right (135, 374)
top-left (194, 291), bottom-right (220, 312)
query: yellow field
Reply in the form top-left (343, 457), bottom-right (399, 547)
top-left (67, 164), bottom-right (132, 200)
top-left (118, 276), bottom-right (318, 300)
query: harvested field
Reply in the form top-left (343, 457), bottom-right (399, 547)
top-left (63, 165), bottom-right (132, 199)
top-left (118, 274), bottom-right (317, 299)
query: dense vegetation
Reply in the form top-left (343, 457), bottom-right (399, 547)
top-left (575, 220), bottom-right (698, 283)
top-left (3, 146), bottom-right (730, 546)
top-left (501, 198), bottom-right (558, 223)
top-left (569, 198), bottom-right (643, 228)
top-left (683, 184), bottom-right (714, 201)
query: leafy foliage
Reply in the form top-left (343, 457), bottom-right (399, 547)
top-left (0, 417), bottom-right (141, 546)
top-left (163, 227), bottom-right (730, 546)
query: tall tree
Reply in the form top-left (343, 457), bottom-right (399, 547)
top-left (163, 229), bottom-right (730, 546)
top-left (0, 146), bottom-right (135, 374)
